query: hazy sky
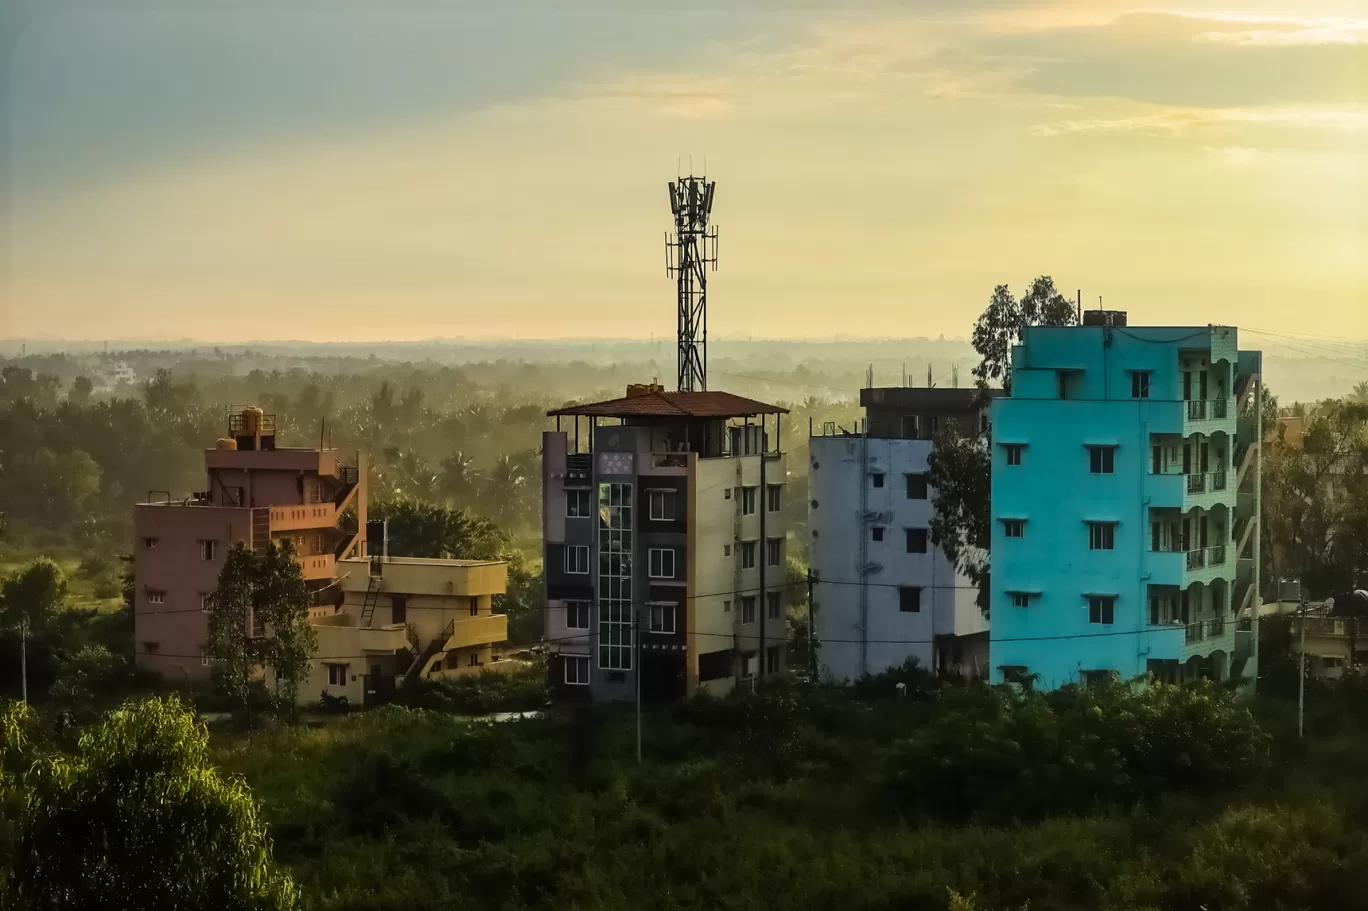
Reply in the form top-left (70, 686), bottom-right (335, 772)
top-left (2, 0), bottom-right (1365, 342)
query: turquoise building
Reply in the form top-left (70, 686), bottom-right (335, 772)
top-left (990, 314), bottom-right (1262, 689)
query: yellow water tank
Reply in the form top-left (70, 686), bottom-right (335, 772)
top-left (215, 438), bottom-right (238, 451)
top-left (626, 381), bottom-right (664, 398)
top-left (240, 406), bottom-right (264, 436)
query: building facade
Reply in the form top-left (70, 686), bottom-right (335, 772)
top-left (990, 316), bottom-right (1263, 689)
top-left (542, 384), bottom-right (788, 703)
top-left (132, 408), bottom-right (366, 680)
top-left (810, 387), bottom-right (992, 682)
top-left (310, 556), bottom-right (510, 706)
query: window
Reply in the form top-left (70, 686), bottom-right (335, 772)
top-left (723, 599), bottom-right (731, 613)
top-left (870, 472), bottom-right (885, 488)
top-left (766, 538), bottom-right (782, 567)
top-left (905, 528), bottom-right (928, 553)
top-left (1088, 595), bottom-right (1116, 625)
top-left (314, 532), bottom-right (326, 555)
top-left (1004, 444), bottom-right (1024, 466)
top-left (905, 473), bottom-right (929, 499)
top-left (597, 482), bottom-right (634, 671)
top-left (767, 484), bottom-right (782, 512)
top-left (142, 641), bottom-right (159, 655)
top-left (1088, 446), bottom-right (1115, 474)
top-left (741, 541), bottom-right (757, 569)
top-left (766, 590), bottom-right (782, 619)
top-left (143, 537), bottom-right (158, 549)
top-left (649, 603), bottom-right (677, 634)
top-left (567, 489), bottom-right (593, 518)
top-left (201, 652), bottom-right (215, 668)
top-left (741, 486), bottom-right (758, 515)
top-left (766, 646), bottom-right (782, 675)
top-left (1131, 371), bottom-right (1151, 399)
top-left (391, 595), bottom-right (407, 623)
top-left (724, 488), bottom-right (732, 499)
top-left (327, 663), bottom-right (348, 687)
top-left (147, 590), bottom-right (166, 604)
top-left (901, 415), bottom-right (920, 439)
top-left (723, 544), bottom-right (732, 557)
top-left (565, 545), bottom-right (589, 574)
top-left (200, 593), bottom-right (212, 613)
top-left (565, 656), bottom-right (590, 685)
top-left (648, 489), bottom-right (676, 521)
top-left (899, 587), bottom-right (922, 613)
top-left (742, 596), bottom-right (757, 624)
top-left (871, 526), bottom-right (885, 542)
top-left (198, 539), bottom-right (218, 561)
top-left (1009, 592), bottom-right (1031, 608)
top-left (468, 597), bottom-right (479, 617)
top-left (1002, 519), bottom-right (1025, 539)
top-left (566, 600), bottom-right (590, 630)
top-left (1088, 522), bottom-right (1116, 551)
top-left (648, 548), bottom-right (676, 579)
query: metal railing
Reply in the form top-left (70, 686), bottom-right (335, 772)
top-left (1207, 544), bottom-right (1226, 566)
top-left (1209, 615), bottom-right (1226, 637)
top-left (1187, 400), bottom-right (1207, 420)
top-left (1186, 549), bottom-right (1206, 570)
top-left (1212, 398), bottom-right (1228, 419)
top-left (1185, 398), bottom-right (1231, 421)
top-left (1187, 473), bottom-right (1206, 494)
top-left (1185, 622), bottom-right (1204, 644)
top-left (1211, 469), bottom-right (1227, 491)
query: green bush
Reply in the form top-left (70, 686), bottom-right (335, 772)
top-left (391, 663), bottom-right (547, 715)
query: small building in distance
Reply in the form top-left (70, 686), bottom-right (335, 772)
top-left (132, 408), bottom-right (366, 680)
top-left (990, 314), bottom-right (1263, 690)
top-left (809, 386), bottom-right (995, 683)
top-left (310, 555), bottom-right (510, 706)
top-left (542, 383), bottom-right (789, 704)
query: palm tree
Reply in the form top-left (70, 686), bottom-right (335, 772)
top-left (1351, 381), bottom-right (1368, 404)
top-left (438, 452), bottom-right (478, 506)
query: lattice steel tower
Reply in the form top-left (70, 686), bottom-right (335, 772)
top-left (665, 176), bottom-right (718, 392)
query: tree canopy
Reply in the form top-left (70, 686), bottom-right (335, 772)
top-left (8, 697), bottom-right (299, 910)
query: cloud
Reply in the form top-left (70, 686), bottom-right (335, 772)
top-left (1033, 106), bottom-right (1368, 138)
top-left (1202, 145), bottom-right (1261, 166)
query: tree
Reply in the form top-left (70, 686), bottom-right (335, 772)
top-left (1351, 382), bottom-right (1368, 405)
top-left (68, 376), bottom-right (93, 405)
top-left (252, 542), bottom-right (315, 709)
top-left (927, 430), bottom-right (993, 615)
top-left (8, 697), bottom-right (300, 910)
top-left (0, 559), bottom-right (68, 633)
top-left (142, 368), bottom-right (198, 419)
top-left (969, 277), bottom-right (1077, 395)
top-left (208, 543), bottom-right (314, 712)
top-left (372, 497), bottom-right (509, 561)
top-left (207, 545), bottom-right (258, 712)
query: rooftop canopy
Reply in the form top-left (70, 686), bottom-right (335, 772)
top-left (548, 388), bottom-right (788, 420)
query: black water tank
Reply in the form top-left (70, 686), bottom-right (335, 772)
top-left (1082, 309), bottom-right (1128, 328)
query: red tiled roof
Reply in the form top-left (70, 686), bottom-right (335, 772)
top-left (548, 389), bottom-right (788, 419)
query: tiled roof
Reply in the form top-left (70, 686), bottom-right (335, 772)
top-left (548, 389), bottom-right (788, 419)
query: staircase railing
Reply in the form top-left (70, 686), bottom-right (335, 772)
top-left (359, 575), bottom-right (381, 628)
top-left (402, 618), bottom-right (456, 685)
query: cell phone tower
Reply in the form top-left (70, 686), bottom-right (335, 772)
top-left (665, 175), bottom-right (718, 392)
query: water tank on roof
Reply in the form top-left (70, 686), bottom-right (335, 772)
top-left (240, 406), bottom-right (264, 435)
top-left (1082, 309), bottom-right (1128, 328)
top-left (215, 438), bottom-right (238, 451)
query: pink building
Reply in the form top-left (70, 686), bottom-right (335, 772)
top-left (132, 408), bottom-right (367, 681)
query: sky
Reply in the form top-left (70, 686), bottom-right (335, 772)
top-left (1, 0), bottom-right (1365, 342)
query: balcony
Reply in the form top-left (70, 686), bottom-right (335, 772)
top-left (1209, 615), bottom-right (1226, 637)
top-left (1185, 622), bottom-right (1204, 645)
top-left (1183, 397), bottom-right (1235, 434)
top-left (1207, 544), bottom-right (1226, 567)
top-left (451, 612), bottom-right (508, 649)
top-left (564, 453), bottom-right (592, 488)
top-left (295, 553), bottom-right (335, 581)
top-left (1186, 549), bottom-right (1206, 571)
top-left (645, 452), bottom-right (690, 476)
top-left (1147, 470), bottom-right (1236, 511)
top-left (268, 503), bottom-right (338, 532)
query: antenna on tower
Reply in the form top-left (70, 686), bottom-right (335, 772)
top-left (665, 172), bottom-right (718, 391)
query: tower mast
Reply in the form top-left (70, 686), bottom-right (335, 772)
top-left (665, 175), bottom-right (718, 391)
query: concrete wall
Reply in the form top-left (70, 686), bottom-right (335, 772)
top-left (133, 503), bottom-right (252, 680)
top-left (810, 435), bottom-right (980, 683)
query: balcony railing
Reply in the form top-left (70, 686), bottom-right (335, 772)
top-left (651, 452), bottom-right (688, 469)
top-left (1211, 469), bottom-right (1227, 491)
top-left (1186, 549), bottom-right (1206, 571)
top-left (1187, 400), bottom-right (1206, 420)
top-left (1185, 622), bottom-right (1204, 644)
top-left (1212, 398), bottom-right (1228, 419)
top-left (1209, 615), bottom-right (1226, 637)
top-left (1187, 473), bottom-right (1206, 494)
top-left (1186, 398), bottom-right (1231, 421)
top-left (1207, 544), bottom-right (1226, 567)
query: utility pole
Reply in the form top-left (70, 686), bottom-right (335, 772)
top-left (806, 569), bottom-right (816, 681)
top-left (1298, 578), bottom-right (1307, 740)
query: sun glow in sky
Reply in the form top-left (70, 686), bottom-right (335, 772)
top-left (1, 0), bottom-right (1364, 341)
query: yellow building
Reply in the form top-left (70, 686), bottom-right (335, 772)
top-left (305, 555), bottom-right (510, 706)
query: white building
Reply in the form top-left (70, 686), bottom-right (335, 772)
top-left (809, 387), bottom-right (992, 683)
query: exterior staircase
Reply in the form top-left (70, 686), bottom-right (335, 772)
top-left (359, 574), bottom-right (382, 628)
top-left (401, 619), bottom-right (456, 685)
